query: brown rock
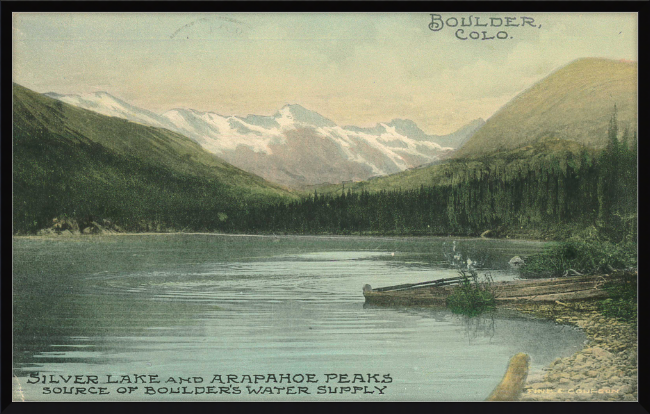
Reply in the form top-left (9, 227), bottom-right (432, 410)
top-left (590, 347), bottom-right (613, 359)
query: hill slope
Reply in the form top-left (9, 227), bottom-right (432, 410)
top-left (454, 58), bottom-right (637, 158)
top-left (13, 84), bottom-right (295, 234)
top-left (316, 137), bottom-right (595, 195)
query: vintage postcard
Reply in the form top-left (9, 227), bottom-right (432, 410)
top-left (10, 10), bottom-right (638, 403)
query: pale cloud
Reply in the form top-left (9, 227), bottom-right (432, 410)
top-left (13, 12), bottom-right (637, 135)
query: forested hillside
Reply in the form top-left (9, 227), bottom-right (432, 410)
top-left (238, 110), bottom-right (636, 241)
top-left (13, 84), bottom-right (296, 234)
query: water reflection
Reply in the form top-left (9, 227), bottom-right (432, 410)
top-left (460, 313), bottom-right (496, 344)
top-left (13, 235), bottom-right (580, 401)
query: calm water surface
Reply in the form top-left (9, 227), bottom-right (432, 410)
top-left (13, 234), bottom-right (585, 401)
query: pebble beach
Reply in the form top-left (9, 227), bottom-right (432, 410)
top-left (509, 301), bottom-right (637, 402)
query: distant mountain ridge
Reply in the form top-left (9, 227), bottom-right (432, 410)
top-left (45, 91), bottom-right (485, 188)
top-left (454, 58), bottom-right (637, 158)
top-left (45, 91), bottom-right (180, 131)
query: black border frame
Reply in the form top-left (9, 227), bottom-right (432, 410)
top-left (2, 2), bottom-right (647, 414)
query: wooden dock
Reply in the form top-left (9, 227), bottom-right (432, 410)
top-left (363, 273), bottom-right (628, 307)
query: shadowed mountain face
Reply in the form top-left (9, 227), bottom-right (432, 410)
top-left (45, 92), bottom-right (484, 188)
top-left (454, 58), bottom-right (637, 158)
top-left (13, 84), bottom-right (295, 234)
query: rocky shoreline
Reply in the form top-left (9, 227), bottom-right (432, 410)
top-left (506, 300), bottom-right (637, 401)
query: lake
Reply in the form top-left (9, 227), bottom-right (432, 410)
top-left (12, 234), bottom-right (586, 401)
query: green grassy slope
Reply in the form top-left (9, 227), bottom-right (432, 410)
top-left (454, 58), bottom-right (637, 158)
top-left (13, 83), bottom-right (296, 233)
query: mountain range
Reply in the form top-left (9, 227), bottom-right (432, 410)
top-left (14, 57), bottom-right (638, 236)
top-left (45, 91), bottom-right (485, 188)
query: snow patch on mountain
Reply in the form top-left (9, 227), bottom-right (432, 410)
top-left (45, 92), bottom-right (485, 187)
top-left (45, 91), bottom-right (177, 131)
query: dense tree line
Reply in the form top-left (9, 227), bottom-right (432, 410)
top-left (597, 105), bottom-right (638, 238)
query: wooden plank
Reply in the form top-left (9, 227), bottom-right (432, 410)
top-left (388, 279), bottom-right (464, 292)
top-left (491, 275), bottom-right (608, 289)
top-left (493, 280), bottom-right (605, 298)
top-left (373, 274), bottom-right (614, 293)
top-left (496, 288), bottom-right (608, 302)
top-left (373, 276), bottom-right (464, 292)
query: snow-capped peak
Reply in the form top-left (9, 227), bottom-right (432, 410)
top-left (276, 104), bottom-right (337, 128)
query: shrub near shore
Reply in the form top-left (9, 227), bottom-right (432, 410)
top-left (599, 271), bottom-right (637, 326)
top-left (519, 240), bottom-right (637, 279)
top-left (519, 239), bottom-right (637, 327)
top-left (446, 270), bottom-right (496, 317)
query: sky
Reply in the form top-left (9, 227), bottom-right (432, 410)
top-left (13, 12), bottom-right (637, 135)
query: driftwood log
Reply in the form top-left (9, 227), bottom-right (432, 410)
top-left (486, 353), bottom-right (530, 401)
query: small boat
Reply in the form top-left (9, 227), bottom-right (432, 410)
top-left (363, 272), bottom-right (630, 307)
